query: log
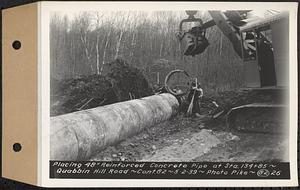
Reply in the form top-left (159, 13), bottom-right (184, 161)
top-left (50, 93), bottom-right (179, 160)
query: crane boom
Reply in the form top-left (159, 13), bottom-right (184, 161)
top-left (208, 11), bottom-right (243, 58)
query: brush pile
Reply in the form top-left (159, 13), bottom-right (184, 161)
top-left (50, 59), bottom-right (153, 116)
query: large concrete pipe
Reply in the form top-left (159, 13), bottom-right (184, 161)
top-left (50, 93), bottom-right (179, 160)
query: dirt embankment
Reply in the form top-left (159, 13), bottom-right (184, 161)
top-left (50, 59), bottom-right (154, 116)
top-left (201, 88), bottom-right (284, 115)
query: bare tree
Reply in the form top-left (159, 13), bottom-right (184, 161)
top-left (114, 11), bottom-right (131, 59)
top-left (94, 12), bottom-right (104, 75)
top-left (50, 10), bottom-right (244, 92)
top-left (77, 13), bottom-right (95, 73)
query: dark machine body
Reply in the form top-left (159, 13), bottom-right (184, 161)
top-left (178, 10), bottom-right (289, 133)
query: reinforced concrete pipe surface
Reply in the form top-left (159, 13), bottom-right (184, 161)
top-left (50, 93), bottom-right (179, 160)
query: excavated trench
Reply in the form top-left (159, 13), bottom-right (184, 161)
top-left (51, 60), bottom-right (288, 162)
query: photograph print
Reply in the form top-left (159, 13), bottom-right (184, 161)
top-left (49, 6), bottom-right (291, 174)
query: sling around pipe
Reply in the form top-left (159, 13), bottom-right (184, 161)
top-left (50, 93), bottom-right (179, 160)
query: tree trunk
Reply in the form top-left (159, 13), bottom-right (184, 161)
top-left (129, 32), bottom-right (136, 62)
top-left (115, 30), bottom-right (124, 59)
top-left (100, 30), bottom-right (111, 75)
top-left (219, 33), bottom-right (223, 57)
top-left (80, 31), bottom-right (91, 68)
top-left (96, 34), bottom-right (100, 75)
top-left (159, 41), bottom-right (164, 57)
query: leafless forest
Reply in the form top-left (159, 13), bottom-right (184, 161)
top-left (50, 11), bottom-right (244, 93)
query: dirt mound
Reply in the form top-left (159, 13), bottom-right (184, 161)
top-left (200, 89), bottom-right (284, 116)
top-left (212, 89), bottom-right (281, 110)
top-left (51, 59), bottom-right (154, 116)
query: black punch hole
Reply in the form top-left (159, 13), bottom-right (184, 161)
top-left (12, 40), bottom-right (21, 50)
top-left (13, 143), bottom-right (22, 152)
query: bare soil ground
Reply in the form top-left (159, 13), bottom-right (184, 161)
top-left (90, 114), bottom-right (288, 162)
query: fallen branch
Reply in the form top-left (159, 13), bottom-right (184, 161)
top-left (78, 98), bottom-right (94, 110)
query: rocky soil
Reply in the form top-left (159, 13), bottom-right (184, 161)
top-left (90, 113), bottom-right (288, 162)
